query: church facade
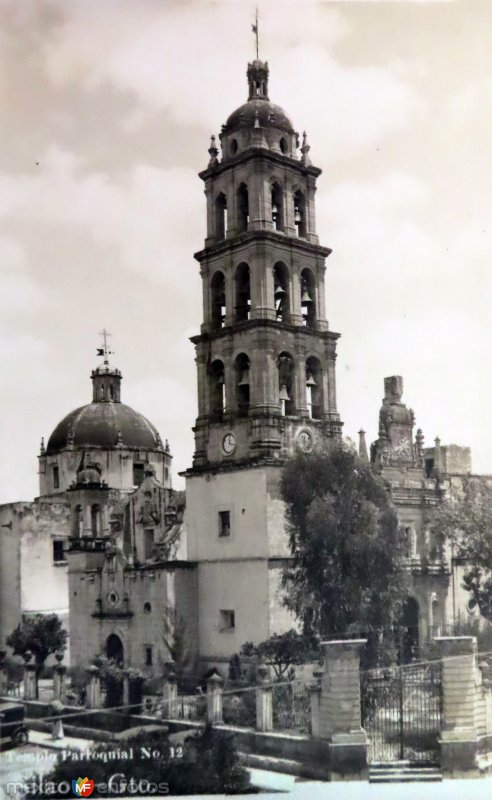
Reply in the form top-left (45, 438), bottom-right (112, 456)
top-left (0, 56), bottom-right (484, 677)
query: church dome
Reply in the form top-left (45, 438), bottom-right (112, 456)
top-left (225, 98), bottom-right (294, 134)
top-left (46, 342), bottom-right (163, 456)
top-left (46, 402), bottom-right (162, 455)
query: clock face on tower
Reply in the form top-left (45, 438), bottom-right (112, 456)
top-left (297, 429), bottom-right (314, 452)
top-left (222, 432), bottom-right (237, 455)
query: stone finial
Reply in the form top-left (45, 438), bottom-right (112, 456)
top-left (67, 428), bottom-right (75, 448)
top-left (208, 135), bottom-right (219, 167)
top-left (165, 438), bottom-right (170, 453)
top-left (116, 428), bottom-right (123, 447)
top-left (40, 437), bottom-right (45, 456)
top-left (301, 131), bottom-right (312, 166)
top-left (358, 429), bottom-right (369, 462)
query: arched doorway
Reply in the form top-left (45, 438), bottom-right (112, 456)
top-left (106, 633), bottom-right (124, 666)
top-left (400, 597), bottom-right (419, 663)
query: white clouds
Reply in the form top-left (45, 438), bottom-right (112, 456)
top-left (0, 150), bottom-right (204, 285)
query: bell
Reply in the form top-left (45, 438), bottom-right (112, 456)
top-left (306, 372), bottom-right (316, 387)
top-left (274, 285), bottom-right (286, 299)
top-left (301, 289), bottom-right (313, 304)
top-left (238, 369), bottom-right (250, 386)
top-left (217, 373), bottom-right (225, 385)
top-left (279, 384), bottom-right (290, 402)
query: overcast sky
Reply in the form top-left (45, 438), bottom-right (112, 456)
top-left (1, 0), bottom-right (491, 502)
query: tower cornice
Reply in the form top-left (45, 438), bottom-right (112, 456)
top-left (194, 229), bottom-right (331, 263)
top-left (199, 148), bottom-right (322, 182)
top-left (189, 318), bottom-right (341, 345)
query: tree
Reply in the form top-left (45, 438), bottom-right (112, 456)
top-left (6, 614), bottom-right (67, 678)
top-left (280, 442), bottom-right (409, 665)
top-left (239, 630), bottom-right (318, 680)
top-left (427, 477), bottom-right (492, 620)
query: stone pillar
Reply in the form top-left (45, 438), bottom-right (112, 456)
top-left (309, 665), bottom-right (323, 738)
top-left (0, 647), bottom-right (8, 696)
top-left (255, 664), bottom-right (273, 732)
top-left (436, 636), bottom-right (480, 775)
top-left (85, 666), bottom-right (102, 709)
top-left (53, 655), bottom-right (67, 704)
top-left (122, 669), bottom-right (131, 710)
top-left (161, 661), bottom-right (178, 719)
top-left (23, 652), bottom-right (38, 700)
top-left (206, 672), bottom-right (223, 724)
top-left (319, 640), bottom-right (368, 780)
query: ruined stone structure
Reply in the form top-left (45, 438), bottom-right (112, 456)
top-left (184, 57), bottom-right (343, 670)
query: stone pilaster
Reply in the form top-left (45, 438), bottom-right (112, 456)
top-left (319, 639), bottom-right (368, 780)
top-left (206, 671), bottom-right (223, 724)
top-left (255, 664), bottom-right (273, 732)
top-left (436, 636), bottom-right (480, 775)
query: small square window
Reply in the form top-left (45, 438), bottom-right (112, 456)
top-left (53, 540), bottom-right (65, 563)
top-left (53, 466), bottom-right (59, 489)
top-left (219, 609), bottom-right (235, 631)
top-left (218, 510), bottom-right (231, 538)
top-left (144, 645), bottom-right (153, 666)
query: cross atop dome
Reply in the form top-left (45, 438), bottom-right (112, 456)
top-left (97, 328), bottom-right (113, 366)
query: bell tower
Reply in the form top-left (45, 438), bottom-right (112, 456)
top-left (185, 56), bottom-right (343, 671)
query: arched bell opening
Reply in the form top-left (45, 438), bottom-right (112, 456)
top-left (300, 268), bottom-right (316, 328)
top-left (273, 262), bottom-right (290, 322)
top-left (210, 271), bottom-right (226, 330)
top-left (278, 352), bottom-right (295, 416)
top-left (294, 189), bottom-right (307, 238)
top-left (237, 183), bottom-right (249, 234)
top-left (209, 359), bottom-right (225, 422)
top-left (271, 181), bottom-right (284, 232)
top-left (73, 504), bottom-right (83, 538)
top-left (305, 356), bottom-right (322, 420)
top-left (235, 353), bottom-right (250, 417)
top-left (235, 262), bottom-right (251, 322)
top-left (215, 192), bottom-right (227, 240)
top-left (91, 503), bottom-right (101, 536)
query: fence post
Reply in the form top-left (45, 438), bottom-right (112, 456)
top-left (161, 660), bottom-right (178, 719)
top-left (207, 671), bottom-right (223, 724)
top-left (85, 666), bottom-right (102, 709)
top-left (435, 635), bottom-right (480, 775)
top-left (255, 664), bottom-right (273, 732)
top-left (0, 647), bottom-right (7, 696)
top-left (319, 639), bottom-right (368, 780)
top-left (23, 651), bottom-right (38, 700)
top-left (309, 665), bottom-right (323, 738)
top-left (52, 652), bottom-right (67, 703)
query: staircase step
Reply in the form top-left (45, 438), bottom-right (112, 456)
top-left (369, 762), bottom-right (442, 783)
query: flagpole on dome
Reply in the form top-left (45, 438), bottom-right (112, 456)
top-left (252, 7), bottom-right (259, 60)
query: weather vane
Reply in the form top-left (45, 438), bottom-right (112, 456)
top-left (252, 7), bottom-right (259, 60)
top-left (97, 328), bottom-right (113, 363)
